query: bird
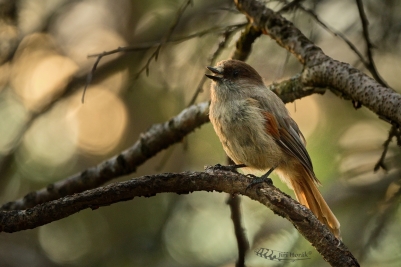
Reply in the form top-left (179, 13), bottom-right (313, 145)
top-left (205, 59), bottom-right (340, 238)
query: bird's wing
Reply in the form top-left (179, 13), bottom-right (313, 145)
top-left (278, 116), bottom-right (319, 183)
top-left (251, 96), bottom-right (319, 184)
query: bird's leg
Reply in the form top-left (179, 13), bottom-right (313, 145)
top-left (260, 167), bottom-right (275, 180)
top-left (246, 167), bottom-right (275, 191)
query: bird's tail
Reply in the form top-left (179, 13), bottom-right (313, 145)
top-left (279, 165), bottom-right (341, 239)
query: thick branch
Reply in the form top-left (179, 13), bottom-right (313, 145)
top-left (235, 0), bottom-right (322, 64)
top-left (234, 0), bottom-right (401, 126)
top-left (267, 74), bottom-right (326, 103)
top-left (0, 168), bottom-right (359, 266)
top-left (303, 59), bottom-right (400, 126)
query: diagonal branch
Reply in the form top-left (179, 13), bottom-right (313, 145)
top-left (0, 168), bottom-right (359, 266)
top-left (234, 0), bottom-right (401, 126)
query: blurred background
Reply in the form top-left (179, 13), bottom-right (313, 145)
top-left (0, 0), bottom-right (400, 266)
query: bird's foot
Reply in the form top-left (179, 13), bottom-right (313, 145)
top-left (208, 163), bottom-right (246, 173)
top-left (246, 176), bottom-right (273, 191)
top-left (246, 168), bottom-right (274, 191)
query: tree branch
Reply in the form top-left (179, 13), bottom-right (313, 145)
top-left (267, 74), bottom-right (326, 103)
top-left (374, 125), bottom-right (401, 171)
top-left (234, 0), bottom-right (401, 126)
top-left (0, 102), bottom-right (209, 211)
top-left (0, 167), bottom-right (359, 266)
top-left (231, 23), bottom-right (262, 61)
top-left (283, 2), bottom-right (369, 69)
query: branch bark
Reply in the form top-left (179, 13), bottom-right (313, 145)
top-left (0, 167), bottom-right (359, 267)
top-left (235, 0), bottom-right (401, 126)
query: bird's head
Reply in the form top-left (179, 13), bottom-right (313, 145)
top-left (205, 59), bottom-right (264, 89)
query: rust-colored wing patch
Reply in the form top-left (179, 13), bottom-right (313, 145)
top-left (262, 111), bottom-right (280, 140)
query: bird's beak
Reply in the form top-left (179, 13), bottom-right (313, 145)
top-left (205, 66), bottom-right (223, 81)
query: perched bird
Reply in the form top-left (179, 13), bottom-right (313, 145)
top-left (205, 59), bottom-right (340, 238)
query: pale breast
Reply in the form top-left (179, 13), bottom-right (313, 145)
top-left (210, 100), bottom-right (283, 170)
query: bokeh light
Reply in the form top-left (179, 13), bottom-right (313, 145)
top-left (67, 87), bottom-right (128, 155)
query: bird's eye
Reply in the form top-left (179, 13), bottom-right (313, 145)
top-left (233, 70), bottom-right (239, 77)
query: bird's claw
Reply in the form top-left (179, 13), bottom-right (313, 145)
top-left (246, 176), bottom-right (273, 191)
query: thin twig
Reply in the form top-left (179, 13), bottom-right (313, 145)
top-left (355, 0), bottom-right (389, 87)
top-left (134, 0), bottom-right (193, 79)
top-left (227, 195), bottom-right (249, 267)
top-left (82, 23), bottom-right (245, 103)
top-left (82, 0), bottom-right (193, 103)
top-left (287, 2), bottom-right (368, 67)
top-left (280, 0), bottom-right (389, 87)
top-left (374, 125), bottom-right (400, 172)
top-left (82, 55), bottom-right (102, 103)
top-left (278, 0), bottom-right (305, 13)
top-left (86, 25), bottom-right (235, 59)
top-left (226, 157), bottom-right (249, 267)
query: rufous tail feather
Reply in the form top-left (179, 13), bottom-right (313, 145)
top-left (291, 167), bottom-right (341, 239)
